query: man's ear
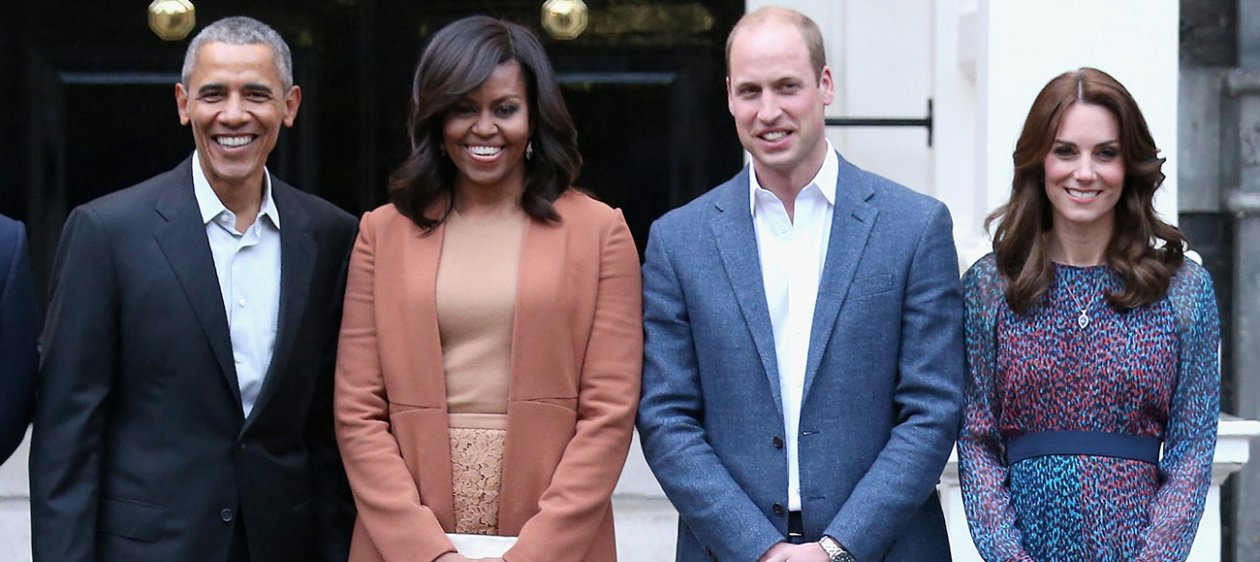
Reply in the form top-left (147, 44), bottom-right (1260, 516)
top-left (726, 76), bottom-right (736, 117)
top-left (819, 65), bottom-right (835, 106)
top-left (282, 85), bottom-right (302, 128)
top-left (175, 83), bottom-right (191, 126)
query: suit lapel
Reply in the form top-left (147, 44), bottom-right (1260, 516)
top-left (709, 170), bottom-right (783, 415)
top-left (153, 158), bottom-right (242, 413)
top-left (245, 179), bottom-right (316, 426)
top-left (801, 155), bottom-right (877, 400)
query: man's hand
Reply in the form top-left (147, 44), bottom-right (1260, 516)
top-left (756, 541), bottom-right (832, 562)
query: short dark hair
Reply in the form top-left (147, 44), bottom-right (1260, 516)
top-left (388, 15), bottom-right (581, 230)
top-left (987, 67), bottom-right (1185, 313)
top-left (183, 16), bottom-right (293, 89)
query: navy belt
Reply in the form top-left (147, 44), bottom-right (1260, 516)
top-left (1005, 430), bottom-right (1162, 466)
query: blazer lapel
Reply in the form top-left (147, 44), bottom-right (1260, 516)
top-left (245, 180), bottom-right (315, 426)
top-left (153, 158), bottom-right (242, 413)
top-left (801, 154), bottom-right (877, 400)
top-left (710, 170), bottom-right (783, 415)
top-left (498, 214), bottom-right (567, 529)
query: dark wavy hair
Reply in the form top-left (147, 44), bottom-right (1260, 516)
top-left (986, 67), bottom-right (1185, 314)
top-left (388, 15), bottom-right (581, 230)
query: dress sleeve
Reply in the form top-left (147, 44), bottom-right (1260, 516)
top-left (1137, 263), bottom-right (1220, 560)
top-left (957, 257), bottom-right (1035, 562)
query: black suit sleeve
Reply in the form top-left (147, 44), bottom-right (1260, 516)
top-left (30, 206), bottom-right (120, 562)
top-left (307, 213), bottom-right (358, 561)
top-left (0, 219), bottom-right (38, 462)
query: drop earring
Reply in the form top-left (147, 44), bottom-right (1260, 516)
top-left (525, 141), bottom-right (534, 161)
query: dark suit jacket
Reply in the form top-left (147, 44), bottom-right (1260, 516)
top-left (31, 156), bottom-right (357, 561)
top-left (637, 153), bottom-right (965, 562)
top-left (0, 214), bottom-right (38, 462)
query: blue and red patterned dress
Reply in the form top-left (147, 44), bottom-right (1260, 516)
top-left (958, 254), bottom-right (1220, 562)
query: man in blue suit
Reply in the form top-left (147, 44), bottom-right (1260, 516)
top-left (637, 7), bottom-right (964, 562)
top-left (0, 213), bottom-right (38, 464)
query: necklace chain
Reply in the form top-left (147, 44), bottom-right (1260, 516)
top-left (1061, 279), bottom-right (1095, 329)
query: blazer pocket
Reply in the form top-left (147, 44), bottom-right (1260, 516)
top-left (526, 397), bottom-right (579, 412)
top-left (848, 274), bottom-right (893, 299)
top-left (98, 497), bottom-right (165, 542)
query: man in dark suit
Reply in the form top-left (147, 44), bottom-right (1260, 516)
top-left (0, 213), bottom-right (38, 464)
top-left (637, 7), bottom-right (965, 562)
top-left (31, 16), bottom-right (355, 561)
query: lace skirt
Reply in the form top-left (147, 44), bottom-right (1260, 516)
top-left (449, 427), bottom-right (506, 535)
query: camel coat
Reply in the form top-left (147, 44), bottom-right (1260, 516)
top-left (335, 190), bottom-right (642, 562)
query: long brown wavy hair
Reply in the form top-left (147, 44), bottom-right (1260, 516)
top-left (986, 67), bottom-right (1185, 314)
top-left (388, 15), bottom-right (581, 230)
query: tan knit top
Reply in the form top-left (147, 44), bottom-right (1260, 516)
top-left (435, 207), bottom-right (526, 431)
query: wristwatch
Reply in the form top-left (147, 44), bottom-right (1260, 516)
top-left (818, 535), bottom-right (857, 562)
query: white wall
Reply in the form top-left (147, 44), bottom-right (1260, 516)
top-left (968, 0), bottom-right (1181, 265)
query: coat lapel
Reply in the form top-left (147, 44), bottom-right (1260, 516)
top-left (498, 213), bottom-right (568, 529)
top-left (709, 170), bottom-right (783, 416)
top-left (245, 179), bottom-right (316, 426)
top-left (801, 155), bottom-right (877, 400)
top-left (152, 158), bottom-right (242, 413)
top-left (402, 216), bottom-right (456, 524)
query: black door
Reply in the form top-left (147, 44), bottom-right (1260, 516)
top-left (0, 0), bottom-right (743, 299)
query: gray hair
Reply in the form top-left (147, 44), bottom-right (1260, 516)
top-left (181, 16), bottom-right (294, 90)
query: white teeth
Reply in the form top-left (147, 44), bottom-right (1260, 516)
top-left (762, 131), bottom-right (787, 141)
top-left (1067, 188), bottom-right (1100, 199)
top-left (468, 145), bottom-right (502, 156)
top-left (217, 136), bottom-right (253, 148)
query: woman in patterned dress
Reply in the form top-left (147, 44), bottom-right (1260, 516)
top-left (958, 67), bottom-right (1220, 562)
top-left (334, 16), bottom-right (642, 562)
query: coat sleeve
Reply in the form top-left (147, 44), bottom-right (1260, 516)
top-left (506, 210), bottom-right (643, 562)
top-left (957, 257), bottom-right (1036, 562)
top-left (30, 206), bottom-right (120, 562)
top-left (823, 203), bottom-right (967, 562)
top-left (334, 210), bottom-right (458, 562)
top-left (1137, 265), bottom-right (1219, 561)
top-left (0, 219), bottom-right (38, 462)
top-left (636, 218), bottom-right (786, 561)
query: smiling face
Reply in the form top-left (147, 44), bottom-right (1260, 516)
top-left (1043, 102), bottom-right (1125, 238)
top-left (175, 41), bottom-right (300, 195)
top-left (442, 61), bottom-right (531, 200)
top-left (726, 19), bottom-right (833, 193)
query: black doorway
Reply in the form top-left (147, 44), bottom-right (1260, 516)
top-left (0, 0), bottom-right (744, 299)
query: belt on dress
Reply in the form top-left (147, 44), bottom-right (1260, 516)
top-left (1005, 430), bottom-right (1162, 466)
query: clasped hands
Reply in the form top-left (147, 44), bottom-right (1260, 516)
top-left (756, 541), bottom-right (832, 562)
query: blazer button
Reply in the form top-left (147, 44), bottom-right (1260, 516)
top-left (220, 508), bottom-right (234, 522)
top-left (772, 503), bottom-right (784, 515)
top-left (772, 436), bottom-right (784, 449)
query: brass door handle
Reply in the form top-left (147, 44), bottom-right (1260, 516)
top-left (149, 0), bottom-right (196, 42)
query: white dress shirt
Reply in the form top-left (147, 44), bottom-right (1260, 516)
top-left (749, 141), bottom-right (839, 511)
top-left (192, 151), bottom-right (282, 418)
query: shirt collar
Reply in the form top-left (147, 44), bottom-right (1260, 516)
top-left (748, 139), bottom-right (839, 214)
top-left (191, 150), bottom-right (280, 229)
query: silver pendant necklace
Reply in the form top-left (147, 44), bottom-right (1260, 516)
top-left (1061, 279), bottom-right (1095, 329)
